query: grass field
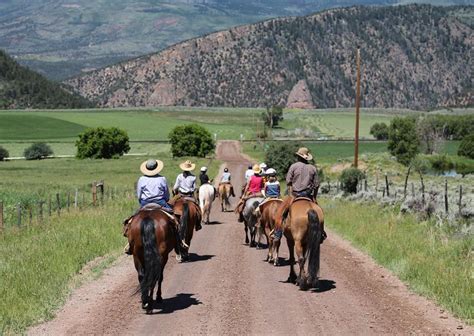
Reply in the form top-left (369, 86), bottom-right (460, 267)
top-left (322, 199), bottom-right (473, 324)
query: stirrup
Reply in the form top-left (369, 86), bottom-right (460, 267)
top-left (182, 240), bottom-right (189, 248)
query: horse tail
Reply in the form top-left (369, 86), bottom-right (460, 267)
top-left (140, 217), bottom-right (162, 300)
top-left (180, 202), bottom-right (189, 241)
top-left (306, 209), bottom-right (321, 287)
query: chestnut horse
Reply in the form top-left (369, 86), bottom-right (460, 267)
top-left (218, 183), bottom-right (232, 212)
top-left (126, 208), bottom-right (177, 313)
top-left (279, 198), bottom-right (324, 290)
top-left (173, 197), bottom-right (202, 262)
top-left (256, 198), bottom-right (283, 265)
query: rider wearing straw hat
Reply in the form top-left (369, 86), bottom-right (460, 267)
top-left (273, 147), bottom-right (326, 242)
top-left (173, 160), bottom-right (197, 198)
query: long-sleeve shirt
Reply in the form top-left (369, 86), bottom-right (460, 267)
top-left (174, 173), bottom-right (196, 193)
top-left (137, 175), bottom-right (170, 204)
top-left (244, 169), bottom-right (254, 181)
top-left (264, 181), bottom-right (280, 198)
top-left (286, 161), bottom-right (319, 192)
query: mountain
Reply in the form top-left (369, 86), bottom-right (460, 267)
top-left (65, 5), bottom-right (473, 110)
top-left (0, 50), bottom-right (93, 109)
top-left (0, 0), bottom-right (471, 80)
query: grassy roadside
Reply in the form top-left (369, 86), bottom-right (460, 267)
top-left (0, 201), bottom-right (131, 334)
top-left (321, 199), bottom-right (473, 324)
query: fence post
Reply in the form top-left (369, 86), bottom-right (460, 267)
top-left (411, 182), bottom-right (415, 197)
top-left (67, 192), bottom-right (70, 212)
top-left (0, 201), bottom-right (3, 232)
top-left (364, 178), bottom-right (368, 192)
top-left (98, 180), bottom-right (104, 205)
top-left (385, 173), bottom-right (390, 197)
top-left (48, 196), bottom-right (52, 217)
top-left (458, 185), bottom-right (463, 215)
top-left (375, 171), bottom-right (379, 194)
top-left (92, 181), bottom-right (97, 206)
top-left (382, 187), bottom-right (386, 197)
top-left (17, 203), bottom-right (21, 227)
top-left (74, 189), bottom-right (78, 209)
top-left (56, 193), bottom-right (61, 217)
top-left (444, 179), bottom-right (448, 214)
top-left (39, 201), bottom-right (44, 223)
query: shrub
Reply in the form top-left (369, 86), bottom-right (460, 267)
top-left (339, 167), bottom-right (364, 194)
top-left (0, 146), bottom-right (9, 161)
top-left (370, 122), bottom-right (389, 140)
top-left (428, 155), bottom-right (453, 174)
top-left (264, 141), bottom-right (303, 179)
top-left (457, 134), bottom-right (474, 159)
top-left (76, 127), bottom-right (130, 159)
top-left (24, 142), bottom-right (53, 160)
top-left (168, 124), bottom-right (214, 157)
top-left (388, 117), bottom-right (419, 166)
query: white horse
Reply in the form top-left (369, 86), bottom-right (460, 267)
top-left (199, 183), bottom-right (215, 225)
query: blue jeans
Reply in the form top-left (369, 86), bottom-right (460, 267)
top-left (139, 199), bottom-right (172, 211)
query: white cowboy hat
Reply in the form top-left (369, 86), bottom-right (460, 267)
top-left (200, 166), bottom-right (207, 172)
top-left (266, 168), bottom-right (277, 175)
top-left (140, 159), bottom-right (164, 176)
top-left (179, 160), bottom-right (196, 171)
top-left (295, 147), bottom-right (313, 161)
top-left (259, 162), bottom-right (267, 169)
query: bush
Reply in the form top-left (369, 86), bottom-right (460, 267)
top-left (264, 141), bottom-right (303, 179)
top-left (0, 146), bottom-right (9, 161)
top-left (76, 127), bottom-right (130, 159)
top-left (428, 155), bottom-right (454, 174)
top-left (457, 134), bottom-right (474, 159)
top-left (339, 167), bottom-right (364, 194)
top-left (168, 124), bottom-right (214, 157)
top-left (388, 117), bottom-right (419, 166)
top-left (370, 122), bottom-right (389, 140)
top-left (24, 142), bottom-right (53, 160)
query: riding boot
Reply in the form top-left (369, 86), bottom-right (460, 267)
top-left (124, 241), bottom-right (133, 255)
top-left (230, 186), bottom-right (236, 198)
top-left (321, 229), bottom-right (327, 244)
top-left (173, 218), bottom-right (189, 254)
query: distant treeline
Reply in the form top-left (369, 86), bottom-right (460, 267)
top-left (426, 114), bottom-right (474, 140)
top-left (0, 50), bottom-right (94, 109)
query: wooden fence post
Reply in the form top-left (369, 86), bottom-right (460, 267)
top-left (92, 181), bottom-right (97, 206)
top-left (444, 179), bottom-right (448, 214)
top-left (385, 173), bottom-right (390, 197)
top-left (458, 185), bottom-right (463, 215)
top-left (364, 178), bottom-right (368, 192)
top-left (67, 192), bottom-right (70, 212)
top-left (411, 183), bottom-right (415, 197)
top-left (375, 171), bottom-right (379, 195)
top-left (98, 180), bottom-right (104, 205)
top-left (39, 201), bottom-right (44, 223)
top-left (17, 203), bottom-right (21, 227)
top-left (56, 193), bottom-right (61, 217)
top-left (0, 201), bottom-right (3, 232)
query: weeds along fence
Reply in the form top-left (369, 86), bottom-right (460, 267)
top-left (0, 180), bottom-right (134, 233)
top-left (321, 173), bottom-right (473, 222)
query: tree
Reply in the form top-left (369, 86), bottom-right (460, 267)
top-left (24, 142), bottom-right (53, 160)
top-left (0, 146), bottom-right (9, 161)
top-left (369, 122), bottom-right (389, 140)
top-left (416, 117), bottom-right (444, 154)
top-left (168, 124), bottom-right (215, 157)
top-left (264, 141), bottom-right (303, 179)
top-left (261, 105), bottom-right (284, 128)
top-left (76, 127), bottom-right (130, 159)
top-left (339, 167), bottom-right (364, 194)
top-left (458, 134), bottom-right (474, 159)
top-left (388, 117), bottom-right (419, 166)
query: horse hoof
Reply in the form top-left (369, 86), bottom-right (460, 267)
top-left (286, 276), bottom-right (296, 284)
top-left (176, 254), bottom-right (182, 263)
top-left (156, 296), bottom-right (163, 304)
top-left (142, 302), bottom-right (149, 310)
top-left (274, 260), bottom-right (280, 267)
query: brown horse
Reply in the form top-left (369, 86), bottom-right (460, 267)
top-left (126, 208), bottom-right (177, 313)
top-left (256, 199), bottom-right (283, 265)
top-left (173, 197), bottom-right (202, 262)
top-left (278, 198), bottom-right (324, 290)
top-left (218, 183), bottom-right (232, 212)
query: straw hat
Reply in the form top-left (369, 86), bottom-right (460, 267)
top-left (140, 159), bottom-right (164, 176)
top-left (295, 147), bottom-right (313, 161)
top-left (252, 163), bottom-right (262, 174)
top-left (179, 160), bottom-right (196, 171)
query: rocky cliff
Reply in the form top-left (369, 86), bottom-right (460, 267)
top-left (65, 5), bottom-right (473, 109)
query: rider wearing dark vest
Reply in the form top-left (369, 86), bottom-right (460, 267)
top-left (273, 147), bottom-right (327, 242)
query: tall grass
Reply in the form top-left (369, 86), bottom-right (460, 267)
top-left (0, 200), bottom-right (132, 333)
top-left (321, 199), bottom-right (473, 324)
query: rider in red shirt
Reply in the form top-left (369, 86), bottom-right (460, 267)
top-left (235, 164), bottom-right (264, 222)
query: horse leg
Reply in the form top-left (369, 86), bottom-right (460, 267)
top-left (156, 255), bottom-right (167, 304)
top-left (244, 223), bottom-right (249, 245)
top-left (286, 236), bottom-right (297, 283)
top-left (249, 226), bottom-right (257, 247)
top-left (295, 239), bottom-right (309, 290)
top-left (264, 226), bottom-right (272, 262)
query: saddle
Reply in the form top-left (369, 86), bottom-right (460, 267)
top-left (257, 197), bottom-right (282, 211)
top-left (291, 196), bottom-right (314, 204)
top-left (140, 203), bottom-right (175, 220)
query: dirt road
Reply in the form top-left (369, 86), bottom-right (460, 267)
top-left (30, 141), bottom-right (470, 335)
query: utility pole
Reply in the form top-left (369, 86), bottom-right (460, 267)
top-left (354, 46), bottom-right (361, 168)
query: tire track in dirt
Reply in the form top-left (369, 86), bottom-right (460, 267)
top-left (29, 140), bottom-right (471, 335)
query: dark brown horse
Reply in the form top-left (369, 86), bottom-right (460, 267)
top-left (126, 208), bottom-right (177, 313)
top-left (256, 198), bottom-right (283, 265)
top-left (278, 198), bottom-right (324, 290)
top-left (173, 197), bottom-right (202, 262)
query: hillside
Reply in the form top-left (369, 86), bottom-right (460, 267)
top-left (0, 1), bottom-right (470, 80)
top-left (65, 5), bottom-right (473, 110)
top-left (0, 50), bottom-right (93, 109)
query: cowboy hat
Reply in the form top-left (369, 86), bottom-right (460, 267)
top-left (295, 147), bottom-right (313, 161)
top-left (140, 159), bottom-right (164, 176)
top-left (266, 168), bottom-right (277, 176)
top-left (252, 163), bottom-right (262, 174)
top-left (179, 160), bottom-right (196, 171)
top-left (200, 166), bottom-right (207, 172)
